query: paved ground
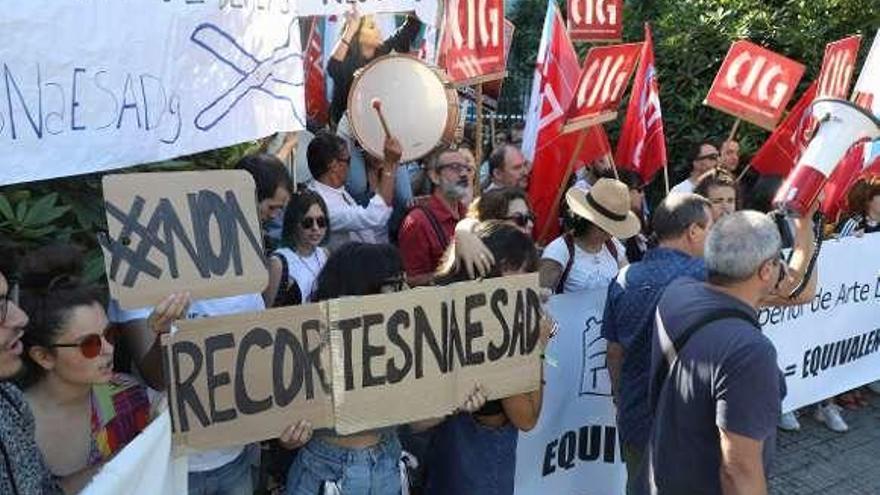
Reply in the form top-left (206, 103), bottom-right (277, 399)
top-left (770, 391), bottom-right (880, 495)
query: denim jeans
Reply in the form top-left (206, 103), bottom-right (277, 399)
top-left (187, 447), bottom-right (254, 495)
top-left (426, 414), bottom-right (517, 495)
top-left (286, 434), bottom-right (402, 495)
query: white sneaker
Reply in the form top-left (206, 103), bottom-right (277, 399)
top-left (814, 403), bottom-right (849, 432)
top-left (778, 411), bottom-right (801, 431)
top-left (868, 381), bottom-right (880, 395)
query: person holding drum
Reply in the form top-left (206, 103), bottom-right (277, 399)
top-left (328, 8), bottom-right (421, 126)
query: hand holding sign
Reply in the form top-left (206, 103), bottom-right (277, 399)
top-left (147, 293), bottom-right (192, 336)
top-left (279, 420), bottom-right (314, 450)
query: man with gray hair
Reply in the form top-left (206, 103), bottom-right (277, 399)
top-left (602, 192), bottom-right (713, 495)
top-left (398, 148), bottom-right (473, 286)
top-left (648, 211), bottom-right (787, 495)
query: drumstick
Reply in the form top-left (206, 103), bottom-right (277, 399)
top-left (371, 98), bottom-right (392, 138)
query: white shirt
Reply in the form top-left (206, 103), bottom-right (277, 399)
top-left (274, 247), bottom-right (328, 302)
top-left (670, 178), bottom-right (696, 194)
top-left (108, 294), bottom-right (265, 473)
top-left (310, 180), bottom-right (392, 251)
top-left (542, 236), bottom-right (626, 293)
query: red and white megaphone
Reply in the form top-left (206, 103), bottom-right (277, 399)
top-left (773, 98), bottom-right (880, 216)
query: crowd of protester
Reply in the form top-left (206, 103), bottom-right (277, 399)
top-left (1, 10), bottom-right (877, 495)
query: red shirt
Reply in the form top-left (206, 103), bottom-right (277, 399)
top-left (398, 194), bottom-right (466, 279)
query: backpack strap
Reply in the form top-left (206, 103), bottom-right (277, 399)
top-left (415, 205), bottom-right (449, 248)
top-left (556, 234), bottom-right (577, 294)
top-left (604, 238), bottom-right (620, 266)
top-left (650, 307), bottom-right (759, 410)
top-left (271, 252), bottom-right (302, 307)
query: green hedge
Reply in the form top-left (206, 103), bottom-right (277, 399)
top-left (504, 0), bottom-right (879, 178)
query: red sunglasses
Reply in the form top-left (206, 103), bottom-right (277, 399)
top-left (48, 328), bottom-right (116, 359)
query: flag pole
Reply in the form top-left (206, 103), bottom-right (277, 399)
top-left (537, 129), bottom-right (586, 243)
top-left (663, 162), bottom-right (670, 195)
top-left (727, 118), bottom-right (741, 143)
top-left (607, 152), bottom-right (620, 180)
top-left (475, 83), bottom-right (484, 197)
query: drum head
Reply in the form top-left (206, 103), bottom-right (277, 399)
top-left (348, 55), bottom-right (452, 162)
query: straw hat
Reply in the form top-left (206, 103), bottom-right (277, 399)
top-left (565, 179), bottom-right (641, 239)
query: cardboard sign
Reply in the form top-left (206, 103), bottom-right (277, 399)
top-left (100, 171), bottom-right (268, 310)
top-left (460, 19), bottom-right (515, 110)
top-left (439, 0), bottom-right (506, 84)
top-left (163, 274), bottom-right (542, 449)
top-left (705, 41), bottom-right (805, 130)
top-left (567, 0), bottom-right (623, 42)
top-left (818, 35), bottom-right (863, 99)
top-left (562, 43), bottom-right (642, 133)
top-left (164, 303), bottom-right (334, 451)
top-left (0, 2), bottom-right (304, 186)
top-left (328, 274), bottom-right (542, 434)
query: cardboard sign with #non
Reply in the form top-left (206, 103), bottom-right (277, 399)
top-left (164, 303), bottom-right (334, 451)
top-left (704, 40), bottom-right (805, 131)
top-left (439, 0), bottom-right (506, 84)
top-left (327, 273), bottom-right (543, 435)
top-left (567, 0), bottom-right (623, 42)
top-left (99, 171), bottom-right (268, 310)
top-left (562, 42), bottom-right (642, 133)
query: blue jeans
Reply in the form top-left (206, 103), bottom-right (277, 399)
top-left (426, 414), bottom-right (518, 495)
top-left (286, 434), bottom-right (402, 495)
top-left (188, 447), bottom-right (254, 495)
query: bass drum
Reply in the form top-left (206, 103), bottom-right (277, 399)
top-left (347, 54), bottom-right (459, 162)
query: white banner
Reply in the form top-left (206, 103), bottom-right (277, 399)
top-left (298, 0), bottom-right (438, 27)
top-left (763, 235), bottom-right (880, 412)
top-left (514, 290), bottom-right (627, 495)
top-left (1, 2), bottom-right (304, 185)
top-left (82, 410), bottom-right (187, 495)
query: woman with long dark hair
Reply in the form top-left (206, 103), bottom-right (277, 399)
top-left (426, 222), bottom-right (552, 495)
top-left (263, 190), bottom-right (331, 307)
top-left (17, 246), bottom-right (152, 494)
top-left (286, 242), bottom-right (487, 495)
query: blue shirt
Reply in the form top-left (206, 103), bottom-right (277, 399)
top-left (601, 247), bottom-right (706, 448)
top-left (650, 278), bottom-right (783, 495)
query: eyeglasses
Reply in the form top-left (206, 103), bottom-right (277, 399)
top-left (697, 153), bottom-right (720, 161)
top-left (505, 212), bottom-right (536, 228)
top-left (48, 328), bottom-right (115, 359)
top-left (0, 282), bottom-right (18, 325)
top-left (439, 162), bottom-right (475, 174)
top-left (301, 216), bottom-right (327, 230)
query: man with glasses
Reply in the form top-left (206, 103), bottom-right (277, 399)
top-left (671, 142), bottom-right (720, 194)
top-left (399, 148), bottom-right (473, 286)
top-left (307, 130), bottom-right (402, 251)
top-left (0, 248), bottom-right (63, 494)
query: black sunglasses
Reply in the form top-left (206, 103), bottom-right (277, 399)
top-left (697, 152), bottom-right (720, 161)
top-left (301, 216), bottom-right (327, 230)
top-left (505, 212), bottom-right (536, 228)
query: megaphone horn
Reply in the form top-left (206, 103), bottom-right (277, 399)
top-left (773, 98), bottom-right (880, 216)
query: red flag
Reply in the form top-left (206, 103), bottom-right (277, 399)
top-left (820, 140), bottom-right (871, 219)
top-left (304, 18), bottom-right (329, 126)
top-left (614, 23), bottom-right (666, 182)
top-left (749, 81), bottom-right (818, 176)
top-left (523, 2), bottom-right (610, 245)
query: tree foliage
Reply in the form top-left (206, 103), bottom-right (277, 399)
top-left (504, 0), bottom-right (879, 177)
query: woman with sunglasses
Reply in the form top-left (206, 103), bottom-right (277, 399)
top-left (469, 187), bottom-right (535, 236)
top-left (16, 246), bottom-right (152, 494)
top-left (263, 190), bottom-right (331, 307)
top-left (286, 242), bottom-right (487, 495)
top-left (425, 222), bottom-right (552, 495)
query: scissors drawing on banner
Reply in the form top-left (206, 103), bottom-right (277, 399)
top-left (190, 20), bottom-right (305, 131)
top-left (580, 316), bottom-right (612, 397)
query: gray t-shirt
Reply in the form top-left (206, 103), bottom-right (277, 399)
top-left (649, 277), bottom-right (784, 495)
